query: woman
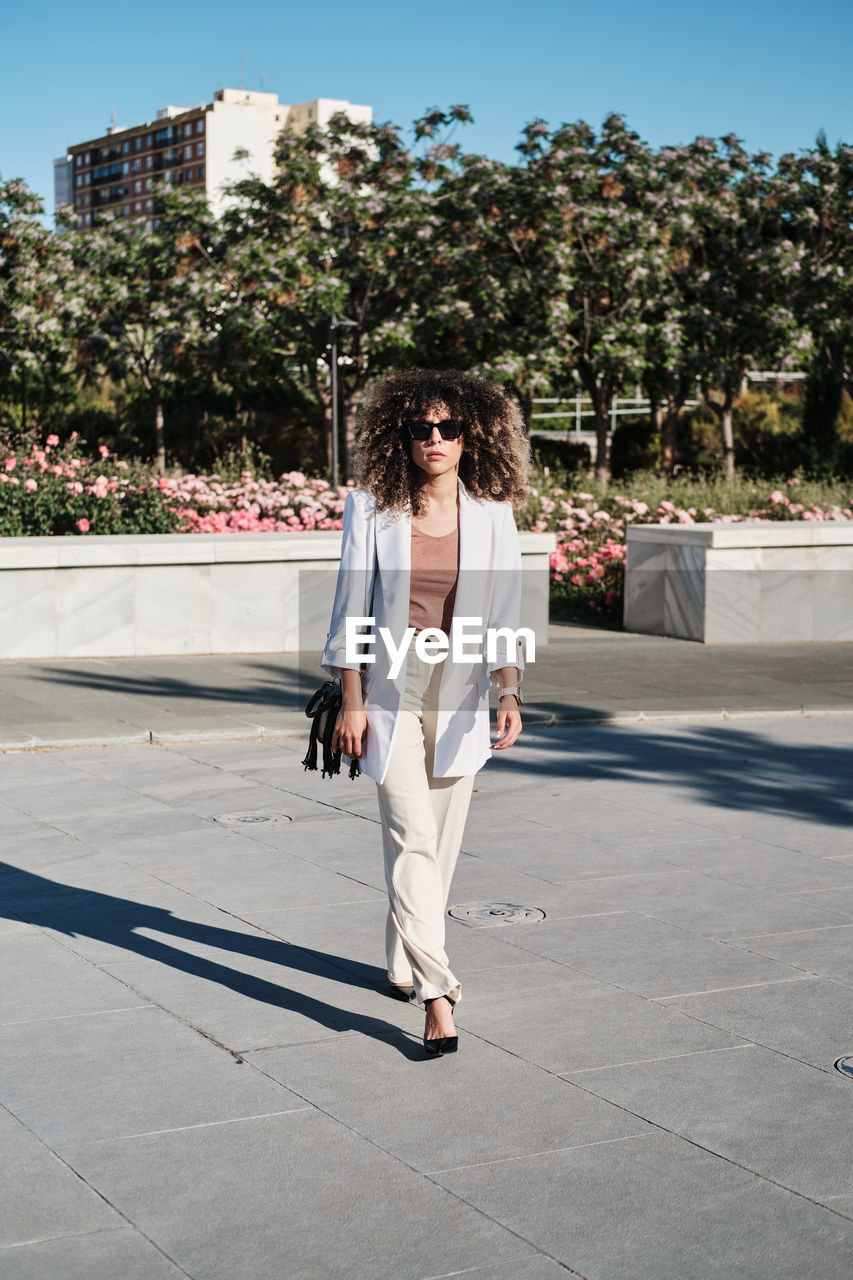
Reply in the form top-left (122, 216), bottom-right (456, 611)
top-left (321, 368), bottom-right (530, 1057)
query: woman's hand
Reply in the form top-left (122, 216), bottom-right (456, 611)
top-left (332, 671), bottom-right (368, 759)
top-left (332, 705), bottom-right (368, 759)
top-left (492, 695), bottom-right (522, 751)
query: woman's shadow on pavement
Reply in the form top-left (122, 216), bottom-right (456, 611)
top-left (0, 863), bottom-right (426, 1060)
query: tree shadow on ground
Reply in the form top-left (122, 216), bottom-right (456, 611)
top-left (27, 659), bottom-right (311, 709)
top-left (486, 720), bottom-right (853, 830)
top-left (0, 863), bottom-right (425, 1061)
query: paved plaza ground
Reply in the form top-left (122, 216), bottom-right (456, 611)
top-left (2, 627), bottom-right (853, 1278)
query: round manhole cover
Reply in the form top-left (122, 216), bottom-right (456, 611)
top-left (447, 902), bottom-right (546, 927)
top-left (834, 1055), bottom-right (853, 1079)
top-left (212, 812), bottom-right (292, 826)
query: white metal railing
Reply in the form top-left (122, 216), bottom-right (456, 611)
top-left (531, 371), bottom-right (804, 436)
top-left (531, 395), bottom-right (699, 436)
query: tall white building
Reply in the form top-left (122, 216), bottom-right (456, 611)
top-left (55, 88), bottom-right (373, 226)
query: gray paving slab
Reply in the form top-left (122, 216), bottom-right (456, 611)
top-left (244, 893), bottom-right (626, 990)
top-left (726, 922), bottom-right (853, 987)
top-left (564, 1043), bottom-right (853, 1201)
top-left (648, 834), bottom-right (853, 894)
top-left (248, 1032), bottom-right (649, 1173)
top-left (1, 1228), bottom-right (186, 1280)
top-left (454, 960), bottom-right (750, 1074)
top-left (495, 910), bottom-right (805, 998)
top-left (781, 885), bottom-right (853, 920)
top-left (3, 683), bottom-right (853, 1276)
top-left (1, 849), bottom-right (169, 903)
top-left (659, 975), bottom-right (853, 1071)
top-left (40, 806), bottom-right (212, 846)
top-left (118, 844), bottom-right (386, 915)
top-left (63, 1109), bottom-right (539, 1280)
top-left (445, 854), bottom-right (631, 918)
top-left (560, 868), bottom-right (851, 938)
top-left (0, 932), bottom-right (147, 1024)
top-left (102, 942), bottom-right (425, 1055)
top-left (433, 1131), bottom-right (853, 1280)
top-left (0, 1106), bottom-right (120, 1248)
top-left (449, 1258), bottom-right (573, 1280)
top-left (0, 1004), bottom-right (303, 1150)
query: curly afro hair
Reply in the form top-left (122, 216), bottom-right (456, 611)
top-left (353, 368), bottom-right (531, 517)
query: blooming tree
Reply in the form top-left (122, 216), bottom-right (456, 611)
top-left (0, 180), bottom-right (78, 432)
top-left (72, 185), bottom-right (224, 473)
top-left (778, 136), bottom-right (853, 458)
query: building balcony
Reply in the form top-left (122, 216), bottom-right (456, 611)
top-left (91, 163), bottom-right (123, 185)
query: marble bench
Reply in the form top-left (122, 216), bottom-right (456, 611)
top-left (623, 522), bottom-right (853, 643)
top-left (0, 530), bottom-right (556, 659)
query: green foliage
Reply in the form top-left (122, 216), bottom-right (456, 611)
top-left (529, 437), bottom-right (591, 473)
top-left (2, 116), bottom-right (853, 486)
top-left (525, 461), bottom-right (853, 520)
top-left (208, 439), bottom-right (274, 482)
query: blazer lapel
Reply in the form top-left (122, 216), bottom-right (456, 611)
top-left (455, 478), bottom-right (493, 624)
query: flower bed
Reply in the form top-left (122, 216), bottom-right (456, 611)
top-left (3, 436), bottom-right (852, 626)
top-left (521, 474), bottom-right (853, 624)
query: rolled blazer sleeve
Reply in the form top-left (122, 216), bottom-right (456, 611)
top-left (486, 501), bottom-right (527, 685)
top-left (321, 490), bottom-right (376, 679)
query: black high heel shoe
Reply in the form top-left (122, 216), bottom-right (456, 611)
top-left (423, 995), bottom-right (458, 1057)
top-left (388, 984), bottom-right (415, 1002)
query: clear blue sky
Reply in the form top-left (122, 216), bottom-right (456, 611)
top-left (3, 0), bottom-right (851, 213)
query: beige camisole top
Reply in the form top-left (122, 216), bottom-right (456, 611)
top-left (408, 524), bottom-right (459, 634)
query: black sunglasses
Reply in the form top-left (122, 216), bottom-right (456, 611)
top-left (405, 420), bottom-right (465, 442)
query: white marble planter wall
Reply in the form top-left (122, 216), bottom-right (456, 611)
top-left (624, 522), bottom-right (853, 643)
top-left (0, 531), bottom-right (556, 659)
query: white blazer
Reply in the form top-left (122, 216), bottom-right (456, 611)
top-left (321, 477), bottom-right (526, 784)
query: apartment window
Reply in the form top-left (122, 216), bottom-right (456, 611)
top-left (146, 178), bottom-right (152, 190)
top-left (124, 205), bottom-right (130, 216)
top-left (84, 151), bottom-right (90, 164)
top-left (134, 181), bottom-right (141, 194)
top-left (76, 175), bottom-right (82, 188)
top-left (135, 202), bottom-right (142, 213)
top-left (84, 213), bottom-right (91, 225)
top-left (134, 137), bottom-right (141, 151)
top-left (122, 141), bottom-right (129, 153)
top-left (123, 162), bottom-right (130, 175)
top-left (146, 199), bottom-right (152, 211)
top-left (146, 156), bottom-right (152, 169)
top-left (85, 173), bottom-right (91, 185)
top-left (196, 119), bottom-right (204, 133)
top-left (182, 145), bottom-right (190, 160)
top-left (146, 134), bottom-right (153, 147)
top-left (196, 142), bottom-right (204, 157)
top-left (185, 123), bottom-right (192, 137)
top-left (185, 167), bottom-right (192, 181)
top-left (198, 165), bottom-right (204, 180)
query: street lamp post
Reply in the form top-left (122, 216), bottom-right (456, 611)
top-left (329, 314), bottom-right (357, 488)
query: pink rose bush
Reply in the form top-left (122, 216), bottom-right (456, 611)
top-left (0, 435), bottom-right (177, 537)
top-left (164, 471), bottom-right (348, 533)
top-left (522, 475), bottom-right (853, 623)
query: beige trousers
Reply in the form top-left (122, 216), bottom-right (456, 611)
top-left (376, 644), bottom-right (475, 1007)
